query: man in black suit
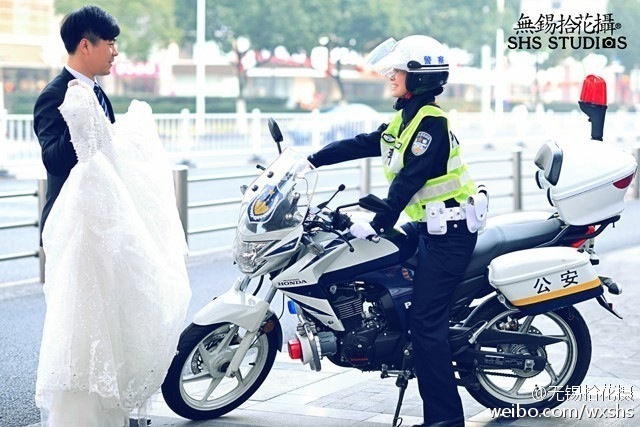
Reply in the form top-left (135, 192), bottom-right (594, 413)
top-left (33, 5), bottom-right (119, 240)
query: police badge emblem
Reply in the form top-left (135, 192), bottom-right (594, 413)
top-left (247, 184), bottom-right (284, 223)
top-left (411, 131), bottom-right (432, 156)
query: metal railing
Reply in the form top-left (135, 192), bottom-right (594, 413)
top-left (2, 147), bottom-right (639, 284)
top-left (0, 179), bottom-right (46, 282)
top-left (0, 189), bottom-right (38, 258)
top-left (4, 110), bottom-right (640, 166)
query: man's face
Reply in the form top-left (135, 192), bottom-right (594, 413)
top-left (86, 38), bottom-right (118, 77)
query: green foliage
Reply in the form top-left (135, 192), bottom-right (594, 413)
top-left (174, 0), bottom-right (328, 54)
top-left (6, 92), bottom-right (289, 114)
top-left (4, 92), bottom-right (39, 114)
top-left (171, 0), bottom-right (512, 103)
top-left (606, 0), bottom-right (640, 70)
top-left (93, 95), bottom-right (290, 114)
top-left (173, 0), bottom-right (517, 67)
top-left (54, 0), bottom-right (180, 60)
top-left (393, 0), bottom-right (520, 65)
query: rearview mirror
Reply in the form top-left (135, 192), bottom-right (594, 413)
top-left (358, 194), bottom-right (390, 214)
top-left (268, 118), bottom-right (283, 143)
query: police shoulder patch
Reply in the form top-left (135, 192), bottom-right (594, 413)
top-left (411, 131), bottom-right (432, 156)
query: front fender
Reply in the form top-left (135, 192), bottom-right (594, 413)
top-left (192, 288), bottom-right (283, 351)
top-left (193, 287), bottom-right (270, 331)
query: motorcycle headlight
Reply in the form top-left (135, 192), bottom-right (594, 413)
top-left (232, 239), bottom-right (272, 274)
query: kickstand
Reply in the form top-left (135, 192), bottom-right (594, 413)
top-left (392, 371), bottom-right (409, 427)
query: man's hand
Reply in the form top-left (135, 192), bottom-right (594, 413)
top-left (349, 221), bottom-right (377, 239)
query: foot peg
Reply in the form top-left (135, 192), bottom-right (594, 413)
top-left (600, 276), bottom-right (621, 295)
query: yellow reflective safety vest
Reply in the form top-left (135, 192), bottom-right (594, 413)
top-left (380, 104), bottom-right (476, 221)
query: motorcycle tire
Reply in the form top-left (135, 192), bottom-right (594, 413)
top-left (461, 298), bottom-right (591, 411)
top-left (161, 319), bottom-right (278, 420)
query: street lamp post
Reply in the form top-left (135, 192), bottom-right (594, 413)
top-left (195, 0), bottom-right (206, 143)
top-left (0, 55), bottom-right (9, 177)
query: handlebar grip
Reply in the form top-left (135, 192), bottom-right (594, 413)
top-left (367, 235), bottom-right (380, 243)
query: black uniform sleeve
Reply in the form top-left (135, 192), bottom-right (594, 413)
top-left (307, 123), bottom-right (387, 167)
top-left (371, 116), bottom-right (450, 232)
top-left (33, 88), bottom-right (77, 177)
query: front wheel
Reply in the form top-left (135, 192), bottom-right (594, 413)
top-left (461, 299), bottom-right (592, 411)
top-left (161, 318), bottom-right (279, 420)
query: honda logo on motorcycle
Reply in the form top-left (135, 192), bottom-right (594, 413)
top-left (277, 279), bottom-right (308, 287)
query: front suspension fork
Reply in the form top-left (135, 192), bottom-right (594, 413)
top-left (225, 279), bottom-right (278, 378)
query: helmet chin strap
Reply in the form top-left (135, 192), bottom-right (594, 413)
top-left (392, 92), bottom-right (412, 111)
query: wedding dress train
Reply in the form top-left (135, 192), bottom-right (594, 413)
top-left (35, 80), bottom-right (191, 427)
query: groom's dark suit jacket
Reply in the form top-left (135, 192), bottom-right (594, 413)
top-left (33, 68), bottom-right (115, 242)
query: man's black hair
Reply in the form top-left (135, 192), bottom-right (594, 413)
top-left (60, 5), bottom-right (120, 54)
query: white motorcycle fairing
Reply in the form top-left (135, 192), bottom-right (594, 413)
top-left (192, 277), bottom-right (270, 330)
top-left (271, 229), bottom-right (409, 331)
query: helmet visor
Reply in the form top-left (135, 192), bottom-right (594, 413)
top-left (365, 38), bottom-right (401, 78)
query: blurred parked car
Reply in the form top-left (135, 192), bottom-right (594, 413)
top-left (288, 103), bottom-right (384, 146)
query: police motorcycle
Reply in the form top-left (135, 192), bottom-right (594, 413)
top-left (161, 75), bottom-right (637, 425)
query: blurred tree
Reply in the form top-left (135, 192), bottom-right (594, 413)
top-left (606, 0), bottom-right (640, 71)
top-left (310, 0), bottom-right (402, 101)
top-left (173, 0), bottom-right (522, 106)
top-left (175, 0), bottom-right (332, 107)
top-left (394, 0), bottom-right (520, 65)
top-left (55, 0), bottom-right (180, 60)
top-left (175, 0), bottom-right (403, 104)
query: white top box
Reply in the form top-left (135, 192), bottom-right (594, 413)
top-left (550, 140), bottom-right (636, 200)
top-left (536, 139), bottom-right (637, 225)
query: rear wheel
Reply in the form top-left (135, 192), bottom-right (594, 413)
top-left (461, 299), bottom-right (591, 411)
top-left (161, 319), bottom-right (278, 420)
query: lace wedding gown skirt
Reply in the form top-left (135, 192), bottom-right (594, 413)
top-left (35, 81), bottom-right (191, 427)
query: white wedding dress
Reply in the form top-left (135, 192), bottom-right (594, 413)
top-left (35, 80), bottom-right (191, 427)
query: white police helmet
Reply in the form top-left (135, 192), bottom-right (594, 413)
top-left (365, 35), bottom-right (449, 93)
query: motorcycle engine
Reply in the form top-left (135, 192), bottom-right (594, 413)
top-left (340, 321), bottom-right (379, 367)
top-left (329, 283), bottom-right (404, 370)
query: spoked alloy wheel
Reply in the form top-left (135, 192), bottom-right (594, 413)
top-left (161, 320), bottom-right (278, 420)
top-left (463, 302), bottom-right (591, 411)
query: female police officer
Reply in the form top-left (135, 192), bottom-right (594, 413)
top-left (308, 35), bottom-right (481, 427)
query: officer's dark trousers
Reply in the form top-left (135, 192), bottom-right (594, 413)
top-left (410, 220), bottom-right (477, 424)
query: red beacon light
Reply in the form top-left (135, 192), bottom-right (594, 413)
top-left (578, 74), bottom-right (607, 141)
top-left (580, 75), bottom-right (607, 106)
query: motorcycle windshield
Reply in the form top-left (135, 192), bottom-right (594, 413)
top-left (237, 148), bottom-right (318, 238)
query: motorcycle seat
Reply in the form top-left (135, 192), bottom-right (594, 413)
top-left (393, 212), bottom-right (562, 278)
top-left (464, 211), bottom-right (563, 277)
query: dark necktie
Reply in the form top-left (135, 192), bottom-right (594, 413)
top-left (93, 82), bottom-right (109, 118)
